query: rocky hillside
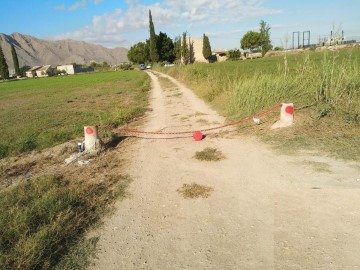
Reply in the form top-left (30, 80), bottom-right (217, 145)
top-left (0, 32), bottom-right (128, 71)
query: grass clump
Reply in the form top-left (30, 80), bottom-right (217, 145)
top-left (177, 183), bottom-right (214, 198)
top-left (0, 174), bottom-right (131, 269)
top-left (195, 147), bottom-right (225, 161)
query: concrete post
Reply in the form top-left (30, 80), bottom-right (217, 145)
top-left (84, 126), bottom-right (101, 152)
top-left (271, 103), bottom-right (294, 129)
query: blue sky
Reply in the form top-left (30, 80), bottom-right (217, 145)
top-left (1, 0), bottom-right (360, 49)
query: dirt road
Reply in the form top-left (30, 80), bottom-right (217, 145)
top-left (89, 71), bottom-right (360, 269)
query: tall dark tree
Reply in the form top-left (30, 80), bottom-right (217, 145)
top-left (181, 32), bottom-right (190, 65)
top-left (11, 44), bottom-right (21, 77)
top-left (202, 34), bottom-right (212, 62)
top-left (174, 35), bottom-right (182, 63)
top-left (156, 32), bottom-right (175, 63)
top-left (189, 37), bottom-right (195, 64)
top-left (0, 45), bottom-right (9, 80)
top-left (148, 10), bottom-right (159, 63)
top-left (259, 20), bottom-right (272, 56)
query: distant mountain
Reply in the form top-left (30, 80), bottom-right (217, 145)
top-left (0, 32), bottom-right (128, 71)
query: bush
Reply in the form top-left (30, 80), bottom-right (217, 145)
top-left (119, 63), bottom-right (132, 70)
top-left (227, 49), bottom-right (241, 61)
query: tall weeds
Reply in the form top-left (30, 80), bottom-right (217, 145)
top-left (0, 174), bottom-right (131, 269)
top-left (159, 49), bottom-right (360, 124)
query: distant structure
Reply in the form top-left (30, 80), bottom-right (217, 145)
top-left (36, 65), bottom-right (52, 77)
top-left (25, 66), bottom-right (41, 78)
top-left (187, 37), bottom-right (228, 63)
top-left (318, 30), bottom-right (345, 46)
top-left (292, 31), bottom-right (311, 49)
top-left (212, 49), bottom-right (227, 62)
top-left (56, 64), bottom-right (93, 75)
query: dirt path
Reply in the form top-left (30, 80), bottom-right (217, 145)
top-left (89, 71), bottom-right (360, 270)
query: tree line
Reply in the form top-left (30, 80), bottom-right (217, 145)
top-left (127, 10), bottom-right (212, 65)
top-left (128, 10), bottom-right (273, 64)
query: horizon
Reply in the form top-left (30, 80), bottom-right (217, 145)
top-left (1, 0), bottom-right (360, 50)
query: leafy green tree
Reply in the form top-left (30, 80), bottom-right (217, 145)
top-left (181, 32), bottom-right (190, 65)
top-left (174, 35), bottom-right (182, 63)
top-left (0, 45), bottom-right (9, 80)
top-left (259, 20), bottom-right (272, 56)
top-left (148, 10), bottom-right (159, 63)
top-left (127, 42), bottom-right (150, 64)
top-left (227, 49), bottom-right (241, 60)
top-left (11, 44), bottom-right (21, 77)
top-left (202, 34), bottom-right (212, 62)
top-left (240, 31), bottom-right (262, 52)
top-left (156, 32), bottom-right (175, 63)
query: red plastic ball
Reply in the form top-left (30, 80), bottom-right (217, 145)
top-left (193, 131), bottom-right (203, 141)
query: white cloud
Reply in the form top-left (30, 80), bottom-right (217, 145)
top-left (54, 0), bottom-right (282, 47)
top-left (69, 0), bottom-right (88, 11)
top-left (94, 0), bottom-right (104, 4)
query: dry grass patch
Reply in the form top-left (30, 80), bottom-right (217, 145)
top-left (177, 183), bottom-right (214, 198)
top-left (172, 92), bottom-right (182, 97)
top-left (158, 76), bottom-right (176, 89)
top-left (195, 147), bottom-right (225, 161)
top-left (195, 111), bottom-right (208, 116)
top-left (301, 160), bottom-right (331, 173)
top-left (196, 118), bottom-right (210, 125)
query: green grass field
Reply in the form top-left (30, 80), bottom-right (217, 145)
top-left (157, 48), bottom-right (360, 159)
top-left (0, 71), bottom-right (149, 158)
top-left (0, 70), bottom-right (150, 269)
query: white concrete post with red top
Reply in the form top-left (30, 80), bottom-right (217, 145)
top-left (84, 126), bottom-right (101, 152)
top-left (271, 103), bottom-right (294, 129)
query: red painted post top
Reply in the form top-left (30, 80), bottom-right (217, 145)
top-left (285, 105), bottom-right (294, 114)
top-left (86, 127), bottom-right (94, 135)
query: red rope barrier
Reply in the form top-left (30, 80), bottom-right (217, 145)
top-left (100, 104), bottom-right (281, 135)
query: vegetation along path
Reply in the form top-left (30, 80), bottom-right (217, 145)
top-left (90, 70), bottom-right (360, 269)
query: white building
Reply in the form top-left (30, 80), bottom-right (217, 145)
top-left (25, 66), bottom-right (41, 78)
top-left (57, 64), bottom-right (77, 75)
top-left (36, 65), bottom-right (52, 77)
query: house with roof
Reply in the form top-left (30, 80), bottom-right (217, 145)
top-left (25, 66), bottom-right (41, 78)
top-left (56, 64), bottom-right (93, 75)
top-left (36, 65), bottom-right (52, 77)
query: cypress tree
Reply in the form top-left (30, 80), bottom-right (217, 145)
top-left (148, 10), bottom-right (159, 63)
top-left (11, 44), bottom-right (21, 77)
top-left (0, 45), bottom-right (9, 80)
top-left (202, 34), bottom-right (212, 62)
top-left (181, 32), bottom-right (189, 65)
top-left (174, 35), bottom-right (182, 63)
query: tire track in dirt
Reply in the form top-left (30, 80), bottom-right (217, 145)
top-left (89, 71), bottom-right (360, 270)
